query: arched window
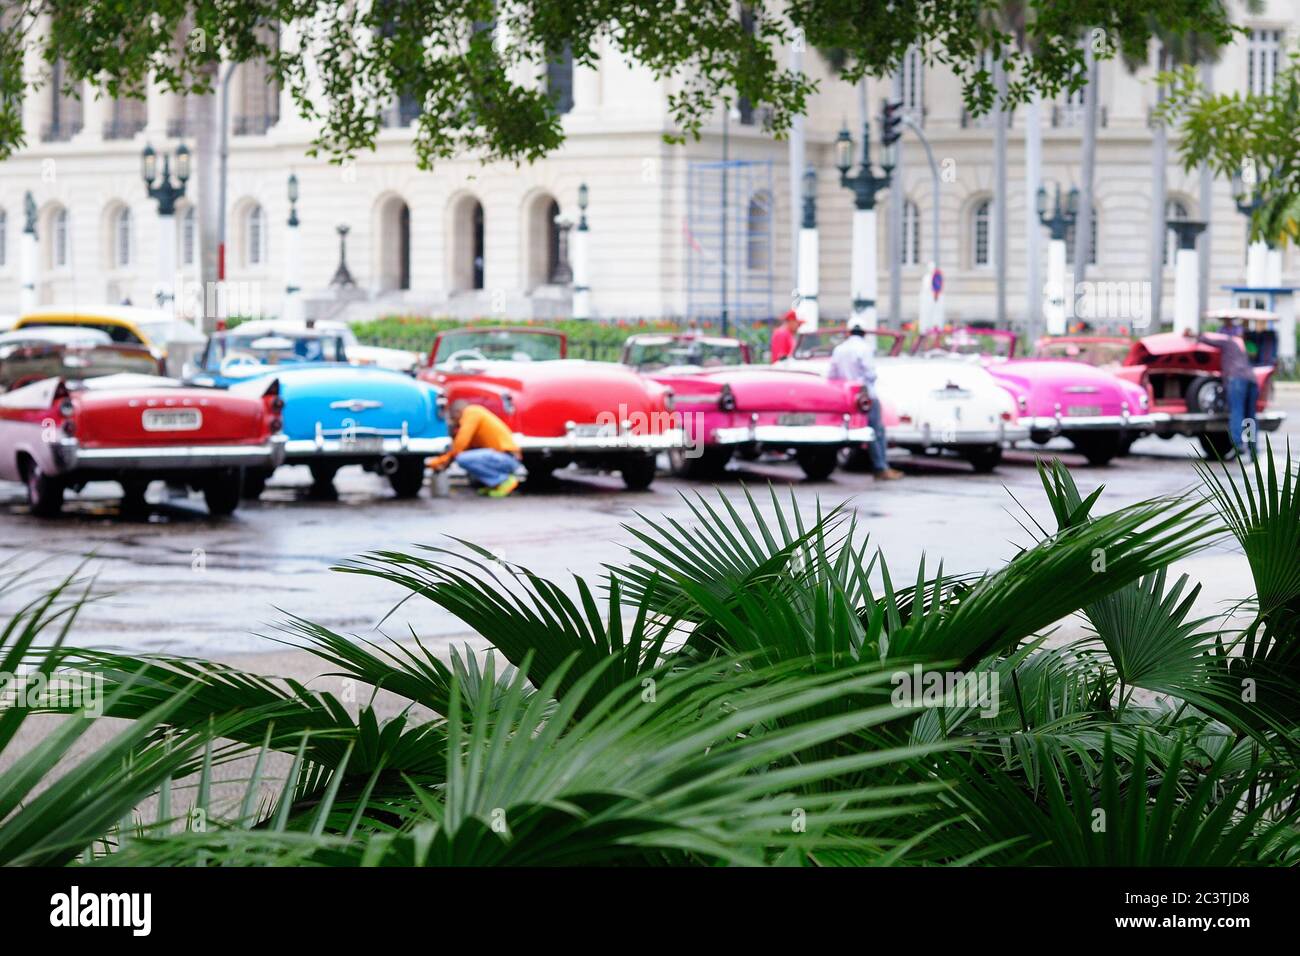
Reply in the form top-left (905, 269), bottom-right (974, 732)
top-left (746, 191), bottom-right (772, 271)
top-left (972, 199), bottom-right (991, 267)
top-left (0, 208), bottom-right (7, 268)
top-left (901, 200), bottom-right (920, 266)
top-left (472, 203), bottom-right (485, 289)
top-left (245, 205), bottom-right (267, 267)
top-left (1065, 207), bottom-right (1099, 266)
top-left (376, 195), bottom-right (411, 291)
top-left (181, 206), bottom-right (196, 266)
top-left (1163, 199), bottom-right (1188, 266)
top-left (52, 208), bottom-right (69, 269)
top-left (450, 195), bottom-right (485, 292)
top-left (113, 207), bottom-right (133, 268)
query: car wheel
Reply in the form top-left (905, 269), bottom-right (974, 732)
top-left (966, 445), bottom-right (1003, 473)
top-left (1185, 375), bottom-right (1226, 414)
top-left (1071, 434), bottom-right (1120, 467)
top-left (668, 447), bottom-right (731, 479)
top-left (1197, 432), bottom-right (1235, 459)
top-left (524, 457), bottom-right (559, 485)
top-left (203, 469), bottom-right (242, 517)
top-left (309, 462), bottom-right (341, 498)
top-left (1118, 435), bottom-right (1137, 456)
top-left (840, 445), bottom-right (875, 473)
top-left (388, 456), bottom-right (426, 498)
top-left (120, 479), bottom-right (151, 514)
top-left (795, 447), bottom-right (839, 481)
top-left (242, 467), bottom-right (272, 500)
top-left (24, 459), bottom-right (64, 517)
top-left (620, 453), bottom-right (658, 491)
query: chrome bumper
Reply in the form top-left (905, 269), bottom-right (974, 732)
top-left (515, 428), bottom-right (687, 452)
top-left (712, 423), bottom-right (876, 446)
top-left (54, 435), bottom-right (286, 472)
top-left (1151, 410), bottom-right (1286, 435)
top-left (1024, 412), bottom-right (1159, 435)
top-left (284, 423), bottom-right (451, 458)
top-left (888, 424), bottom-right (1029, 448)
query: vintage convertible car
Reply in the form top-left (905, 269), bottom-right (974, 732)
top-left (913, 327), bottom-right (1156, 465)
top-left (210, 319), bottom-right (421, 375)
top-left (621, 332), bottom-right (873, 480)
top-left (13, 305), bottom-right (208, 377)
top-left (1, 327), bottom-right (163, 391)
top-left (190, 327), bottom-right (449, 498)
top-left (0, 342), bottom-right (284, 517)
top-left (782, 328), bottom-right (1027, 472)
top-left (1039, 325), bottom-right (1284, 457)
top-left (419, 327), bottom-right (684, 489)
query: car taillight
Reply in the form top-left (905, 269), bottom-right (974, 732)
top-left (1000, 411), bottom-right (1013, 421)
top-left (718, 385), bottom-right (736, 411)
top-left (269, 415), bottom-right (283, 433)
top-left (58, 399), bottom-right (75, 418)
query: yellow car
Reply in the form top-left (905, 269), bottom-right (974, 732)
top-left (14, 305), bottom-right (207, 376)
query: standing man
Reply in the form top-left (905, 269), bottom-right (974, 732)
top-left (769, 309), bottom-right (801, 363)
top-left (1185, 318), bottom-right (1258, 461)
top-left (427, 400), bottom-right (523, 497)
top-left (827, 319), bottom-right (903, 480)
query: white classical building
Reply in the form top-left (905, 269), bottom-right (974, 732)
top-left (0, 1), bottom-right (1295, 329)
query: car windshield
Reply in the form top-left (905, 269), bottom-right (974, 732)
top-left (626, 337), bottom-right (744, 370)
top-left (1035, 339), bottom-right (1131, 366)
top-left (923, 331), bottom-right (1013, 358)
top-left (0, 345), bottom-right (159, 390)
top-left (793, 330), bottom-right (897, 358)
top-left (434, 329), bottom-right (563, 363)
top-left (206, 332), bottom-right (347, 369)
top-left (137, 319), bottom-right (207, 345)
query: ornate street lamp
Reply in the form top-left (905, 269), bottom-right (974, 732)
top-left (796, 165), bottom-right (820, 329)
top-left (330, 224), bottom-right (356, 288)
top-left (1036, 183), bottom-right (1079, 335)
top-left (572, 183), bottom-right (591, 318)
top-left (836, 113), bottom-right (895, 327)
top-left (141, 142), bottom-right (191, 308)
top-left (284, 173), bottom-right (303, 319)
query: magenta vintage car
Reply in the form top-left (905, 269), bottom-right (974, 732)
top-left (913, 327), bottom-right (1156, 465)
top-left (621, 333), bottom-right (873, 480)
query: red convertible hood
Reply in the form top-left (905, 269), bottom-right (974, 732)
top-left (1128, 333), bottom-right (1218, 362)
top-left (651, 367), bottom-right (854, 413)
top-left (74, 385), bottom-right (267, 446)
top-left (463, 360), bottom-right (668, 436)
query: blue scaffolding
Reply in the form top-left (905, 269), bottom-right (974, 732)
top-left (685, 159), bottom-right (775, 334)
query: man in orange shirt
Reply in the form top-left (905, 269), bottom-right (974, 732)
top-left (427, 401), bottom-right (522, 497)
top-left (769, 309), bottom-right (801, 363)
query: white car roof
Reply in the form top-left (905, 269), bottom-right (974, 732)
top-left (230, 320), bottom-right (349, 340)
top-left (0, 326), bottom-right (113, 346)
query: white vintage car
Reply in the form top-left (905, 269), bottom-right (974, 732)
top-left (217, 319), bottom-right (422, 375)
top-left (783, 328), bottom-right (1028, 472)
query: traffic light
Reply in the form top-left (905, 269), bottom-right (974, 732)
top-left (880, 99), bottom-right (904, 147)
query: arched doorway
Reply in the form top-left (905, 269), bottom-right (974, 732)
top-left (376, 196), bottom-right (411, 292)
top-left (449, 194), bottom-right (485, 293)
top-left (523, 192), bottom-right (563, 289)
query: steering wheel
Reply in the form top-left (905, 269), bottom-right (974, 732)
top-left (444, 348), bottom-right (488, 365)
top-left (220, 353), bottom-right (261, 374)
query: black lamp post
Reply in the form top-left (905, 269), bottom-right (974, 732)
top-left (287, 173), bottom-right (300, 228)
top-left (1036, 183), bottom-right (1079, 242)
top-left (141, 142), bottom-right (190, 216)
top-left (834, 119), bottom-right (894, 212)
top-left (801, 165), bottom-right (817, 229)
top-left (577, 182), bottom-right (589, 231)
top-left (330, 224), bottom-right (356, 288)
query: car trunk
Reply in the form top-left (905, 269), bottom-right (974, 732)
top-left (75, 388), bottom-right (265, 447)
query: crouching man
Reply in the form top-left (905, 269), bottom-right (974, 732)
top-left (427, 400), bottom-right (522, 497)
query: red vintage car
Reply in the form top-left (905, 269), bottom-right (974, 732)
top-left (621, 332), bottom-right (874, 480)
top-left (418, 327), bottom-right (684, 489)
top-left (1036, 326), bottom-right (1284, 457)
top-left (0, 344), bottom-right (286, 517)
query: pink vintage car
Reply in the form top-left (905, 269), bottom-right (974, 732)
top-left (913, 327), bottom-right (1156, 465)
top-left (621, 333), bottom-right (873, 480)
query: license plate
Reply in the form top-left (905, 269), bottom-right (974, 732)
top-left (933, 389), bottom-right (971, 400)
top-left (142, 408), bottom-right (202, 432)
top-left (571, 423), bottom-right (616, 437)
top-left (778, 412), bottom-right (816, 426)
top-left (342, 436), bottom-right (384, 452)
top-left (1067, 405), bottom-right (1102, 417)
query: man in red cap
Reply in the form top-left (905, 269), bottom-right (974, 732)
top-left (769, 309), bottom-right (801, 363)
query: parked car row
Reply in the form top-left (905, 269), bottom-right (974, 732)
top-left (0, 306), bottom-right (1285, 517)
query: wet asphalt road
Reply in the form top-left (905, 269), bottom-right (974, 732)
top-left (1, 392), bottom-right (1296, 657)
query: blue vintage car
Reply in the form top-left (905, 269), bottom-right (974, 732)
top-left (188, 323), bottom-right (449, 498)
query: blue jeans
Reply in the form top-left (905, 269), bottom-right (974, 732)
top-left (1226, 378), bottom-right (1259, 456)
top-left (866, 397), bottom-right (889, 472)
top-left (457, 448), bottom-right (519, 488)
